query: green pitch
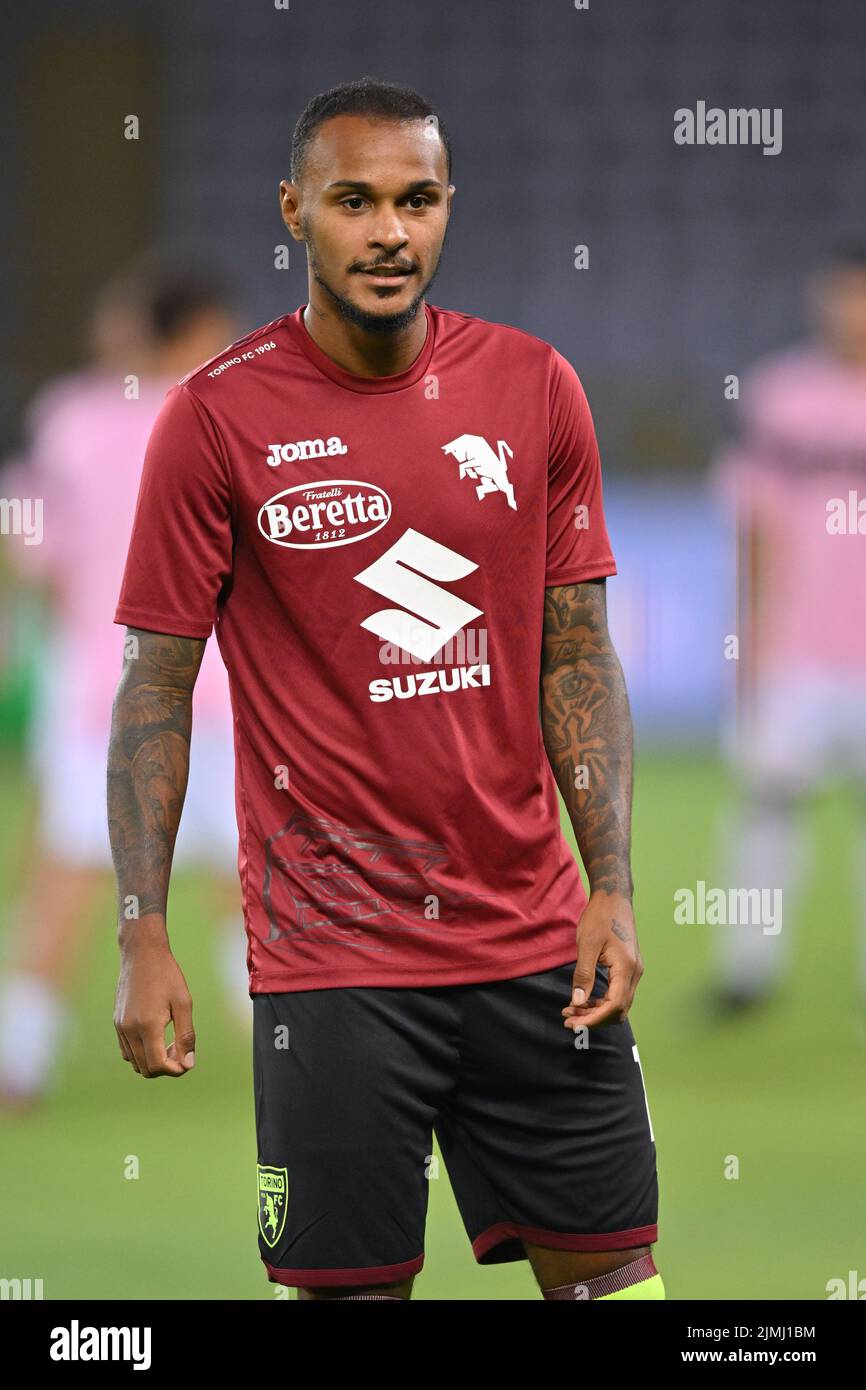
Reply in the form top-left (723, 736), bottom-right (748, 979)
top-left (0, 748), bottom-right (863, 1300)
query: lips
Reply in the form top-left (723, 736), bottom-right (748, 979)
top-left (361, 266), bottom-right (413, 281)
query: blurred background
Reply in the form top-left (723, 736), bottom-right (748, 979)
top-left (1, 0), bottom-right (865, 1300)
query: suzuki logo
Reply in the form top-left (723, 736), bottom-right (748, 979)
top-left (353, 528), bottom-right (483, 663)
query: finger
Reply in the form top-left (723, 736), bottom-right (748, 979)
top-left (141, 1023), bottom-right (184, 1078)
top-left (562, 985), bottom-right (617, 1017)
top-left (563, 978), bottom-right (631, 1029)
top-left (570, 942), bottom-right (601, 1008)
top-left (565, 960), bottom-right (630, 1028)
top-left (562, 986), bottom-right (607, 1017)
top-left (565, 937), bottom-right (640, 1016)
top-left (122, 1028), bottom-right (150, 1076)
top-left (166, 1039), bottom-right (194, 1073)
top-left (127, 1022), bottom-right (164, 1078)
top-left (116, 1027), bottom-right (139, 1072)
top-left (564, 999), bottom-right (625, 1029)
top-left (170, 993), bottom-right (196, 1071)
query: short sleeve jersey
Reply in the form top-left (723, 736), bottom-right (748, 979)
top-left (115, 302), bottom-right (618, 991)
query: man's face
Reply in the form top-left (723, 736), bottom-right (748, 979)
top-left (280, 114), bottom-right (454, 334)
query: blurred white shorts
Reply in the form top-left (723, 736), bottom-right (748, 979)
top-left (27, 679), bottom-right (238, 873)
top-left (721, 671), bottom-right (866, 797)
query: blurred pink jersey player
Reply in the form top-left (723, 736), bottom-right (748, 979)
top-left (709, 244), bottom-right (866, 1007)
top-left (0, 255), bottom-right (248, 1104)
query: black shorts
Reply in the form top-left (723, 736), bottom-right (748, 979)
top-left (253, 960), bottom-right (659, 1289)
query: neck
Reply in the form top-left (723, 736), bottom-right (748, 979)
top-left (302, 295), bottom-right (428, 378)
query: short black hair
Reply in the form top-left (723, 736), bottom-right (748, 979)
top-left (823, 241), bottom-right (866, 274)
top-left (97, 249), bottom-right (234, 344)
top-left (145, 263), bottom-right (231, 342)
top-left (290, 76), bottom-right (452, 186)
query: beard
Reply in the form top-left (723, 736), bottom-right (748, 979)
top-left (304, 221), bottom-right (448, 335)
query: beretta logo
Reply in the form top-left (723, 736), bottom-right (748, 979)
top-left (258, 479), bottom-right (392, 550)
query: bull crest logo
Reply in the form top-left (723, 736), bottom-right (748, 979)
top-left (257, 1164), bottom-right (288, 1249)
top-left (441, 434), bottom-right (517, 510)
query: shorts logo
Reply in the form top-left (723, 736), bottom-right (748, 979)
top-left (441, 433), bottom-right (517, 510)
top-left (258, 479), bottom-right (391, 550)
top-left (257, 1164), bottom-right (288, 1248)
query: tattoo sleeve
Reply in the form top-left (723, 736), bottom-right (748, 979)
top-left (107, 628), bottom-right (207, 937)
top-left (540, 579), bottom-right (634, 898)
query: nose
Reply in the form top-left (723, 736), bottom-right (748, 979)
top-left (368, 208), bottom-right (409, 253)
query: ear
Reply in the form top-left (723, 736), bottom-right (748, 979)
top-left (279, 180), bottom-right (305, 242)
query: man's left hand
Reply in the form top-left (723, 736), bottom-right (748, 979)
top-left (562, 891), bottom-right (643, 1030)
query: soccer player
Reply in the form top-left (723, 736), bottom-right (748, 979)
top-left (108, 78), bottom-right (663, 1301)
top-left (710, 243), bottom-right (866, 1008)
top-left (0, 254), bottom-right (246, 1107)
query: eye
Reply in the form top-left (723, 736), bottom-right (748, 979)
top-left (341, 196), bottom-right (368, 210)
top-left (407, 194), bottom-right (430, 209)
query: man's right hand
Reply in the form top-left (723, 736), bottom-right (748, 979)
top-left (107, 628), bottom-right (207, 1079)
top-left (114, 937), bottom-right (196, 1079)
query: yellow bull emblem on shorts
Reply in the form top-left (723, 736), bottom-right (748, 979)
top-left (257, 1164), bottom-right (288, 1248)
top-left (441, 434), bottom-right (517, 511)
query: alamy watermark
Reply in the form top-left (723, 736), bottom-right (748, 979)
top-left (0, 497), bottom-right (43, 545)
top-left (675, 102), bottom-right (782, 156)
top-left (674, 880), bottom-right (782, 935)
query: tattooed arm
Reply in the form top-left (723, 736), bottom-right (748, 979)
top-left (107, 627), bottom-right (206, 1078)
top-left (540, 579), bottom-right (644, 1028)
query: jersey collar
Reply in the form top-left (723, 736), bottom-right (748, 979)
top-left (286, 301), bottom-right (436, 394)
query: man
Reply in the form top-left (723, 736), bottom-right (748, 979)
top-left (108, 77), bottom-right (662, 1301)
top-left (710, 243), bottom-right (866, 1009)
top-left (0, 253), bottom-right (246, 1107)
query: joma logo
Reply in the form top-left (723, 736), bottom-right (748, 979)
top-left (266, 437), bottom-right (348, 466)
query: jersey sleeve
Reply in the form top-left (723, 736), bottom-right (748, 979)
top-left (114, 383), bottom-right (234, 638)
top-left (545, 347), bottom-right (617, 586)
